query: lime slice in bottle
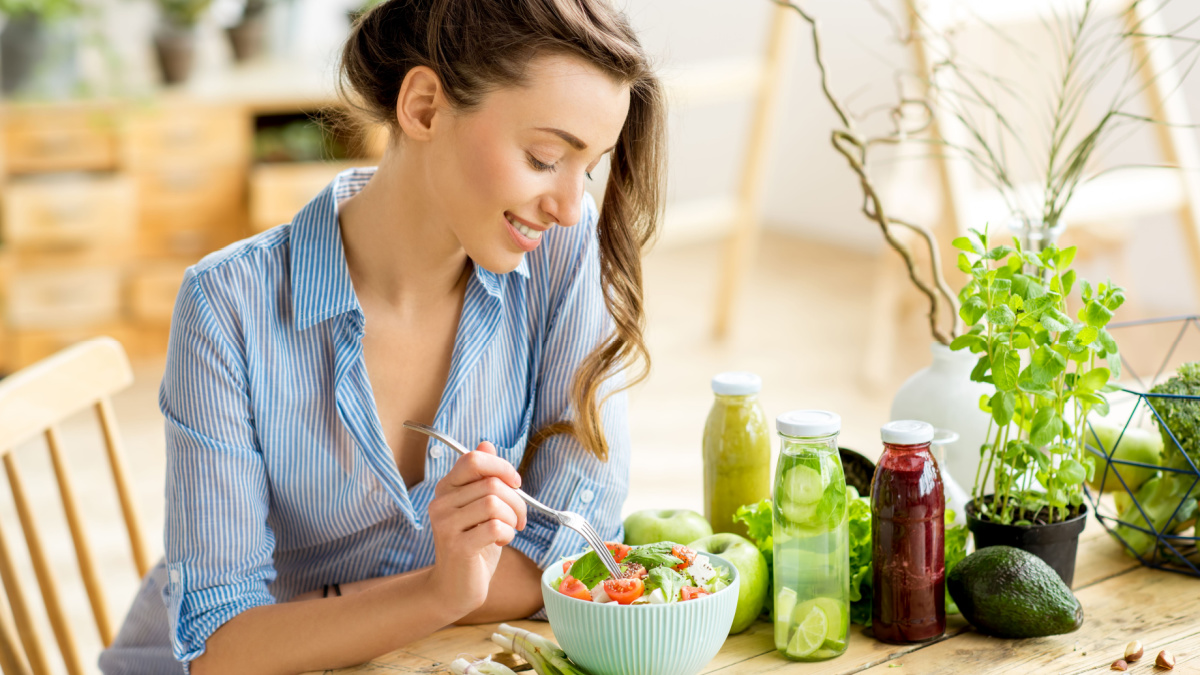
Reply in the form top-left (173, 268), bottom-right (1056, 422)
top-left (774, 587), bottom-right (798, 648)
top-left (786, 605), bottom-right (828, 659)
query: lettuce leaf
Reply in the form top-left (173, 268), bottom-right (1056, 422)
top-left (645, 566), bottom-right (686, 603)
top-left (847, 487), bottom-right (874, 626)
top-left (944, 509), bottom-right (969, 616)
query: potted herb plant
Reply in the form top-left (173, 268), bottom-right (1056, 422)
top-left (154, 0), bottom-right (213, 85)
top-left (0, 0), bottom-right (82, 96)
top-left (949, 225), bottom-right (1124, 586)
top-left (226, 0), bottom-right (268, 63)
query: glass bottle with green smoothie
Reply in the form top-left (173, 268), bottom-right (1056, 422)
top-left (703, 372), bottom-right (771, 538)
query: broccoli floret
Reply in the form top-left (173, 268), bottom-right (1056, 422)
top-left (1148, 361), bottom-right (1200, 471)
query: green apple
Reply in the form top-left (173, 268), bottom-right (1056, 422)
top-left (622, 509), bottom-right (713, 546)
top-left (689, 533), bottom-right (768, 634)
top-left (1085, 421), bottom-right (1163, 493)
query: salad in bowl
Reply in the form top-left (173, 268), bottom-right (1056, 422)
top-left (553, 542), bottom-right (733, 605)
top-left (542, 541), bottom-right (740, 675)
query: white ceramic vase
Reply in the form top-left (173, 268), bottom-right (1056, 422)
top-left (891, 342), bottom-right (994, 494)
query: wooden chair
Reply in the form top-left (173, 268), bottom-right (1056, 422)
top-left (0, 337), bottom-right (151, 675)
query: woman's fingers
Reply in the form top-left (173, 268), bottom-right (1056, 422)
top-left (445, 494), bottom-right (521, 538)
top-left (437, 441), bottom-right (522, 492)
top-left (434, 476), bottom-right (527, 530)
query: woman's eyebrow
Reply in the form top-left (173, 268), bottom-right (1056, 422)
top-left (536, 127), bottom-right (616, 154)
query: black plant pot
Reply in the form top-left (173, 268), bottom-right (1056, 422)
top-left (154, 25), bottom-right (197, 86)
top-left (966, 497), bottom-right (1087, 587)
top-left (1, 15), bottom-right (46, 95)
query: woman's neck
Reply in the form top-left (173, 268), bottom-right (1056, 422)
top-left (338, 144), bottom-right (472, 311)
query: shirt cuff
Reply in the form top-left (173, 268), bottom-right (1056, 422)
top-left (166, 563), bottom-right (277, 667)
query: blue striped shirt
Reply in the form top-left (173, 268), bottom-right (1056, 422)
top-left (98, 167), bottom-right (630, 673)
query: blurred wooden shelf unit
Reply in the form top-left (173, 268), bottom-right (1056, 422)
top-left (0, 97), bottom-right (385, 373)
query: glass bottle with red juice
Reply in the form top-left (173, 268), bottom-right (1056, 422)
top-left (871, 420), bottom-right (945, 644)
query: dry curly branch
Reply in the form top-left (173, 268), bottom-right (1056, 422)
top-left (771, 0), bottom-right (961, 343)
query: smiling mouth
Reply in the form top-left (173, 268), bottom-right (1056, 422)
top-left (506, 213), bottom-right (546, 241)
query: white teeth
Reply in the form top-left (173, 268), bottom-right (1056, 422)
top-left (508, 216), bottom-right (543, 241)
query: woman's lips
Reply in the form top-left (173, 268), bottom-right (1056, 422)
top-left (504, 212), bottom-right (550, 252)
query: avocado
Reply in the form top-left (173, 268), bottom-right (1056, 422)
top-left (947, 546), bottom-right (1083, 638)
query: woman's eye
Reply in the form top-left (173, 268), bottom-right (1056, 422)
top-left (586, 171), bottom-right (594, 181)
top-left (527, 154), bottom-right (556, 172)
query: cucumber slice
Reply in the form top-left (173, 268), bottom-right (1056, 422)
top-left (774, 587), bottom-right (798, 648)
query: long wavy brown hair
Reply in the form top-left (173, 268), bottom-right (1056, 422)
top-left (339, 0), bottom-right (665, 466)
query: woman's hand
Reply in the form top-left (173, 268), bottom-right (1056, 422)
top-left (427, 441), bottom-right (527, 617)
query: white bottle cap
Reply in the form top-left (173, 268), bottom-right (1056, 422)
top-left (776, 410), bottom-right (841, 437)
top-left (881, 420), bottom-right (935, 445)
top-left (711, 372), bottom-right (762, 396)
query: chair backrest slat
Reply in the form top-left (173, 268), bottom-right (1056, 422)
top-left (0, 338), bottom-right (144, 673)
top-left (45, 426), bottom-right (114, 647)
top-left (95, 399), bottom-right (151, 579)
top-left (3, 455), bottom-right (85, 675)
top-left (0, 592), bottom-right (33, 675)
top-left (0, 518), bottom-right (48, 675)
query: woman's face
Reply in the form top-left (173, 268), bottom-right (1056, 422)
top-left (427, 53), bottom-right (631, 274)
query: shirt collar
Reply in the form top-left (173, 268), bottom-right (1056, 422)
top-left (291, 166), bottom-right (531, 330)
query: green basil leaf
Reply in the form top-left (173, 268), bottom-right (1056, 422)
top-left (1059, 459), bottom-right (1087, 486)
top-left (960, 296), bottom-right (987, 326)
top-left (988, 305), bottom-right (1016, 328)
top-left (991, 391), bottom-right (1015, 426)
top-left (566, 551), bottom-right (609, 589)
top-left (1030, 408), bottom-right (1062, 447)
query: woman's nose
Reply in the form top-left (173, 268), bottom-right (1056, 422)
top-left (540, 174), bottom-right (584, 228)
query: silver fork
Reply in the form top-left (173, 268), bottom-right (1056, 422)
top-left (402, 421), bottom-right (624, 580)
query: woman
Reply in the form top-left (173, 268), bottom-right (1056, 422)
top-left (99, 1), bottom-right (664, 673)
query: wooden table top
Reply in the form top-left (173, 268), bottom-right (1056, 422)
top-left (308, 517), bottom-right (1199, 674)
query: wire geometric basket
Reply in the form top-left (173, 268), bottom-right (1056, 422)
top-left (1083, 315), bottom-right (1200, 577)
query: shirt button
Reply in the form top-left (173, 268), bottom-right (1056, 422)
top-left (430, 446), bottom-right (444, 459)
top-left (579, 489), bottom-right (595, 504)
top-left (169, 570), bottom-right (181, 584)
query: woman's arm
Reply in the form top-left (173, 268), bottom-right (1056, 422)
top-left (191, 443), bottom-right (528, 675)
top-left (289, 547), bottom-right (544, 623)
top-left (192, 568), bottom-right (454, 675)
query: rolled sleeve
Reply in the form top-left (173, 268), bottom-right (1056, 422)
top-left (509, 195), bottom-right (631, 576)
top-left (161, 268), bottom-right (278, 666)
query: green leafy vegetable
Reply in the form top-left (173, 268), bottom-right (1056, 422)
top-left (644, 566), bottom-right (686, 603)
top-left (734, 500), bottom-right (774, 614)
top-left (623, 541), bottom-right (684, 569)
top-left (1149, 361), bottom-right (1200, 471)
top-left (943, 509), bottom-right (968, 615)
top-left (562, 551), bottom-right (607, 590)
top-left (846, 487), bottom-right (874, 626)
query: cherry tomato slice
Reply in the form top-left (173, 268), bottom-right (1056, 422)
top-left (605, 541), bottom-right (631, 563)
top-left (562, 560), bottom-right (573, 574)
top-left (672, 545), bottom-right (696, 571)
top-left (558, 576), bottom-right (592, 602)
top-left (602, 577), bottom-right (645, 605)
top-left (622, 562), bottom-right (648, 579)
top-left (679, 586), bottom-right (710, 601)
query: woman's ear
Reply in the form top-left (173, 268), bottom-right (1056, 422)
top-left (395, 66), bottom-right (444, 141)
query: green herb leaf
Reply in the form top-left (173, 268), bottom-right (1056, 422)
top-left (1030, 345), bottom-right (1067, 385)
top-left (960, 296), bottom-right (987, 326)
top-left (1077, 367), bottom-right (1111, 393)
top-left (990, 391), bottom-right (1015, 426)
top-left (987, 305), bottom-right (1016, 328)
top-left (1059, 459), bottom-right (1087, 486)
top-left (565, 552), bottom-right (609, 590)
top-left (992, 347), bottom-right (1021, 391)
top-left (1081, 301), bottom-right (1114, 328)
top-left (1031, 408), bottom-right (1063, 447)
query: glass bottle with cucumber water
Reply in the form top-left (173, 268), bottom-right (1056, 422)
top-left (772, 410), bottom-right (849, 661)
